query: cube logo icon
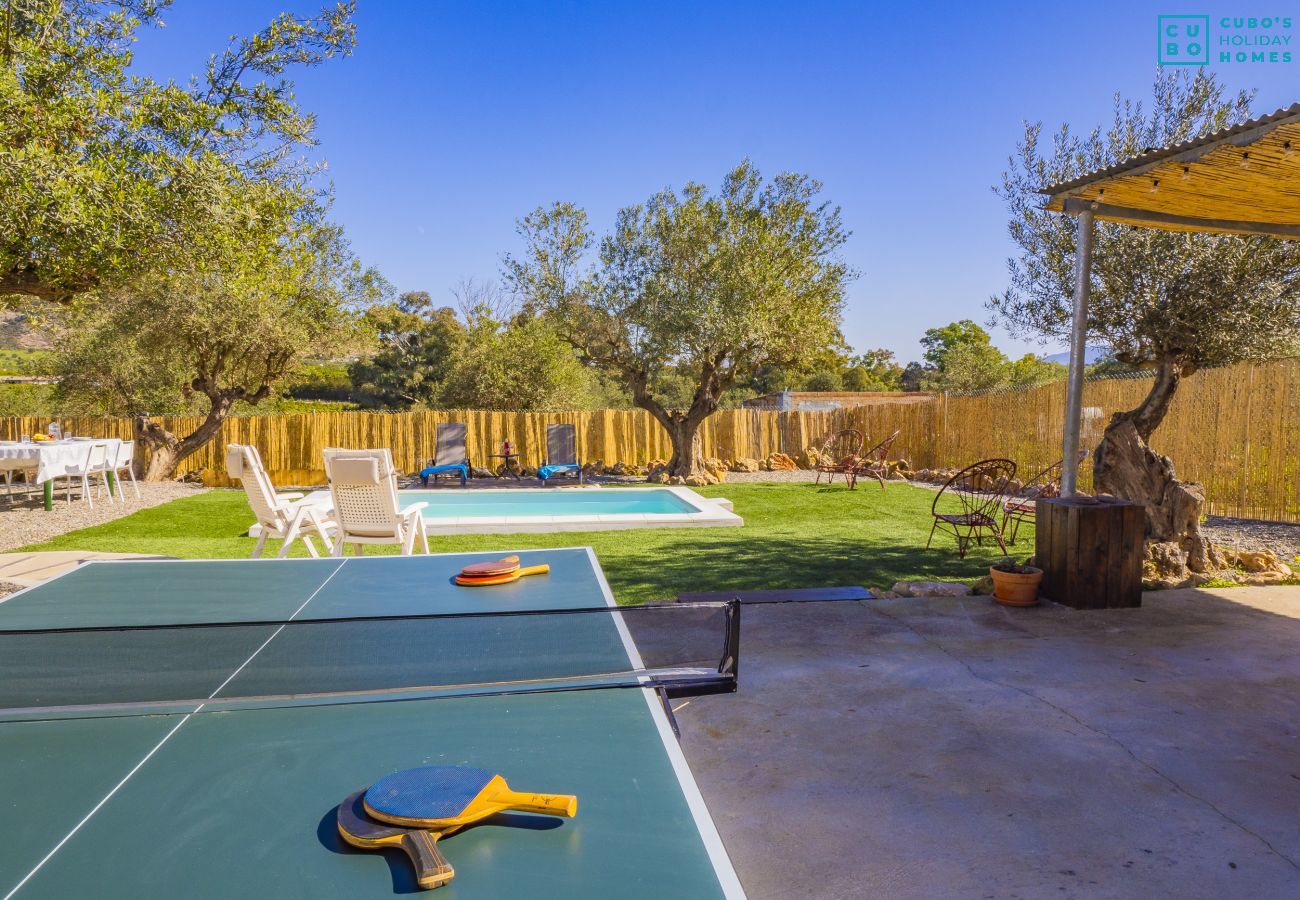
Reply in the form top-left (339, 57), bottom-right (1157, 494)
top-left (1159, 15), bottom-right (1210, 65)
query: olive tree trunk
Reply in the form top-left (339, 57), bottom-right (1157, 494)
top-left (134, 395), bottom-right (234, 481)
top-left (629, 369), bottom-right (721, 479)
top-left (1092, 355), bottom-right (1222, 585)
top-left (659, 413), bottom-right (708, 477)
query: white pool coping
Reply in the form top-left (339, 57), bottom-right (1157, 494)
top-left (249, 485), bottom-right (742, 537)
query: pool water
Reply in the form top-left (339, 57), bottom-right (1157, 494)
top-left (398, 488), bottom-right (700, 519)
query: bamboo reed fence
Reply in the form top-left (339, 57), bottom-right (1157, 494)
top-left (3, 359), bottom-right (1296, 522)
top-left (928, 359), bottom-right (1300, 523)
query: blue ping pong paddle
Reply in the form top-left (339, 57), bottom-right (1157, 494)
top-left (364, 766), bottom-right (578, 829)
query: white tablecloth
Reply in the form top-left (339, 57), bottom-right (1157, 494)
top-left (0, 439), bottom-right (124, 484)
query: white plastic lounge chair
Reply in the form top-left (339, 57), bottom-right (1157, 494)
top-left (107, 440), bottom-right (142, 501)
top-left (419, 422), bottom-right (471, 486)
top-left (538, 424), bottom-right (583, 486)
top-left (227, 444), bottom-right (337, 559)
top-left (323, 447), bottom-right (429, 557)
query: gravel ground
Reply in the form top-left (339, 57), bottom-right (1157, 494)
top-left (0, 482), bottom-right (210, 553)
top-left (1202, 516), bottom-right (1300, 564)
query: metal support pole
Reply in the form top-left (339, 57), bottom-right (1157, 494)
top-left (1060, 210), bottom-right (1094, 497)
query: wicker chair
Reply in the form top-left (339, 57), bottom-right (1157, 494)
top-left (848, 430), bottom-right (901, 490)
top-left (813, 429), bottom-right (864, 485)
top-left (1001, 450), bottom-right (1088, 545)
top-left (926, 458), bottom-right (1018, 558)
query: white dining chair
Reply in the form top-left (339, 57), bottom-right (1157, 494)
top-left (59, 442), bottom-right (113, 508)
top-left (1, 462), bottom-right (36, 504)
top-left (107, 440), bottom-right (141, 501)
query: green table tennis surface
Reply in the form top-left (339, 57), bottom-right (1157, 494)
top-left (0, 548), bottom-right (744, 899)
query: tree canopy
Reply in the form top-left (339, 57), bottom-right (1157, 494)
top-left (915, 319), bottom-right (1064, 392)
top-left (349, 288), bottom-right (605, 412)
top-left (55, 221), bottom-right (377, 478)
top-left (349, 291), bottom-right (465, 409)
top-left (0, 0), bottom-right (356, 304)
top-left (845, 349), bottom-right (906, 392)
top-left (920, 320), bottom-right (993, 369)
top-left (439, 313), bottom-right (601, 412)
top-left (506, 161), bottom-right (854, 476)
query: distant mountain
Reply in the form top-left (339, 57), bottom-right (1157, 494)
top-left (1044, 347), bottom-right (1107, 366)
top-left (0, 311), bottom-right (52, 350)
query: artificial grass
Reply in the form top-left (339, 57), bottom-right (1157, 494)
top-left (17, 482), bottom-right (1033, 604)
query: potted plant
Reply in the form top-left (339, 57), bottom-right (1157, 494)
top-left (989, 558), bottom-right (1043, 607)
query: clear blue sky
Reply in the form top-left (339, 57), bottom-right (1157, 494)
top-left (128, 1), bottom-right (1297, 365)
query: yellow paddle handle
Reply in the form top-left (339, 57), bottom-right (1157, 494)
top-left (515, 564), bottom-right (550, 577)
top-left (489, 788), bottom-right (578, 817)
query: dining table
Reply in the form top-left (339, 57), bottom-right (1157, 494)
top-left (0, 438), bottom-right (125, 511)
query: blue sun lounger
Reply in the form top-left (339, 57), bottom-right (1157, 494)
top-left (538, 423), bottom-right (583, 486)
top-left (419, 422), bottom-right (471, 487)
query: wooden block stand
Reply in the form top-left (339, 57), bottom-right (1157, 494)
top-left (1036, 497), bottom-right (1145, 609)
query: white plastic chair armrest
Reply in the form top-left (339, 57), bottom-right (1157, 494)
top-left (304, 507), bottom-right (339, 534)
top-left (289, 504), bottom-right (336, 534)
top-left (401, 502), bottom-right (428, 519)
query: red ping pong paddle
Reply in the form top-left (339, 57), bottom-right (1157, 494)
top-left (454, 564), bottom-right (549, 586)
top-left (459, 555), bottom-right (520, 577)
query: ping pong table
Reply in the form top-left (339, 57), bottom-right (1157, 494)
top-left (0, 547), bottom-right (746, 899)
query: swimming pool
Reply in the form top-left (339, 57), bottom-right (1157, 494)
top-left (291, 485), bottom-right (742, 535)
top-left (402, 487), bottom-right (698, 518)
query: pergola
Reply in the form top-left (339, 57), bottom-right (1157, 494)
top-left (1037, 102), bottom-right (1300, 496)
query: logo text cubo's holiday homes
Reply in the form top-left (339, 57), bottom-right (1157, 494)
top-left (1159, 15), bottom-right (1293, 66)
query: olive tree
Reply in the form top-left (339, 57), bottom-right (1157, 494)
top-left (506, 161), bottom-right (854, 477)
top-left (992, 71), bottom-right (1300, 579)
top-left (55, 222), bottom-right (378, 479)
top-left (0, 0), bottom-right (356, 304)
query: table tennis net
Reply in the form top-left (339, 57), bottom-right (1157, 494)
top-left (0, 601), bottom-right (738, 721)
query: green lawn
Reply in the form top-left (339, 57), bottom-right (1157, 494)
top-left (18, 483), bottom-right (1031, 604)
top-left (0, 348), bottom-right (51, 375)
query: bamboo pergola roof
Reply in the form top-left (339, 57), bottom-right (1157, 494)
top-left (1039, 103), bottom-right (1300, 239)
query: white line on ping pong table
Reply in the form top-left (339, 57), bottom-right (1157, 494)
top-left (3, 559), bottom-right (350, 900)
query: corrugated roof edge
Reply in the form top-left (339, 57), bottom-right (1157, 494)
top-left (1037, 102), bottom-right (1300, 196)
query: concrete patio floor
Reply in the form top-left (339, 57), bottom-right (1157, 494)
top-left (676, 586), bottom-right (1300, 899)
top-left (0, 550), bottom-right (174, 591)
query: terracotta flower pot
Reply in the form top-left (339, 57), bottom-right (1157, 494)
top-left (990, 565), bottom-right (1043, 607)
